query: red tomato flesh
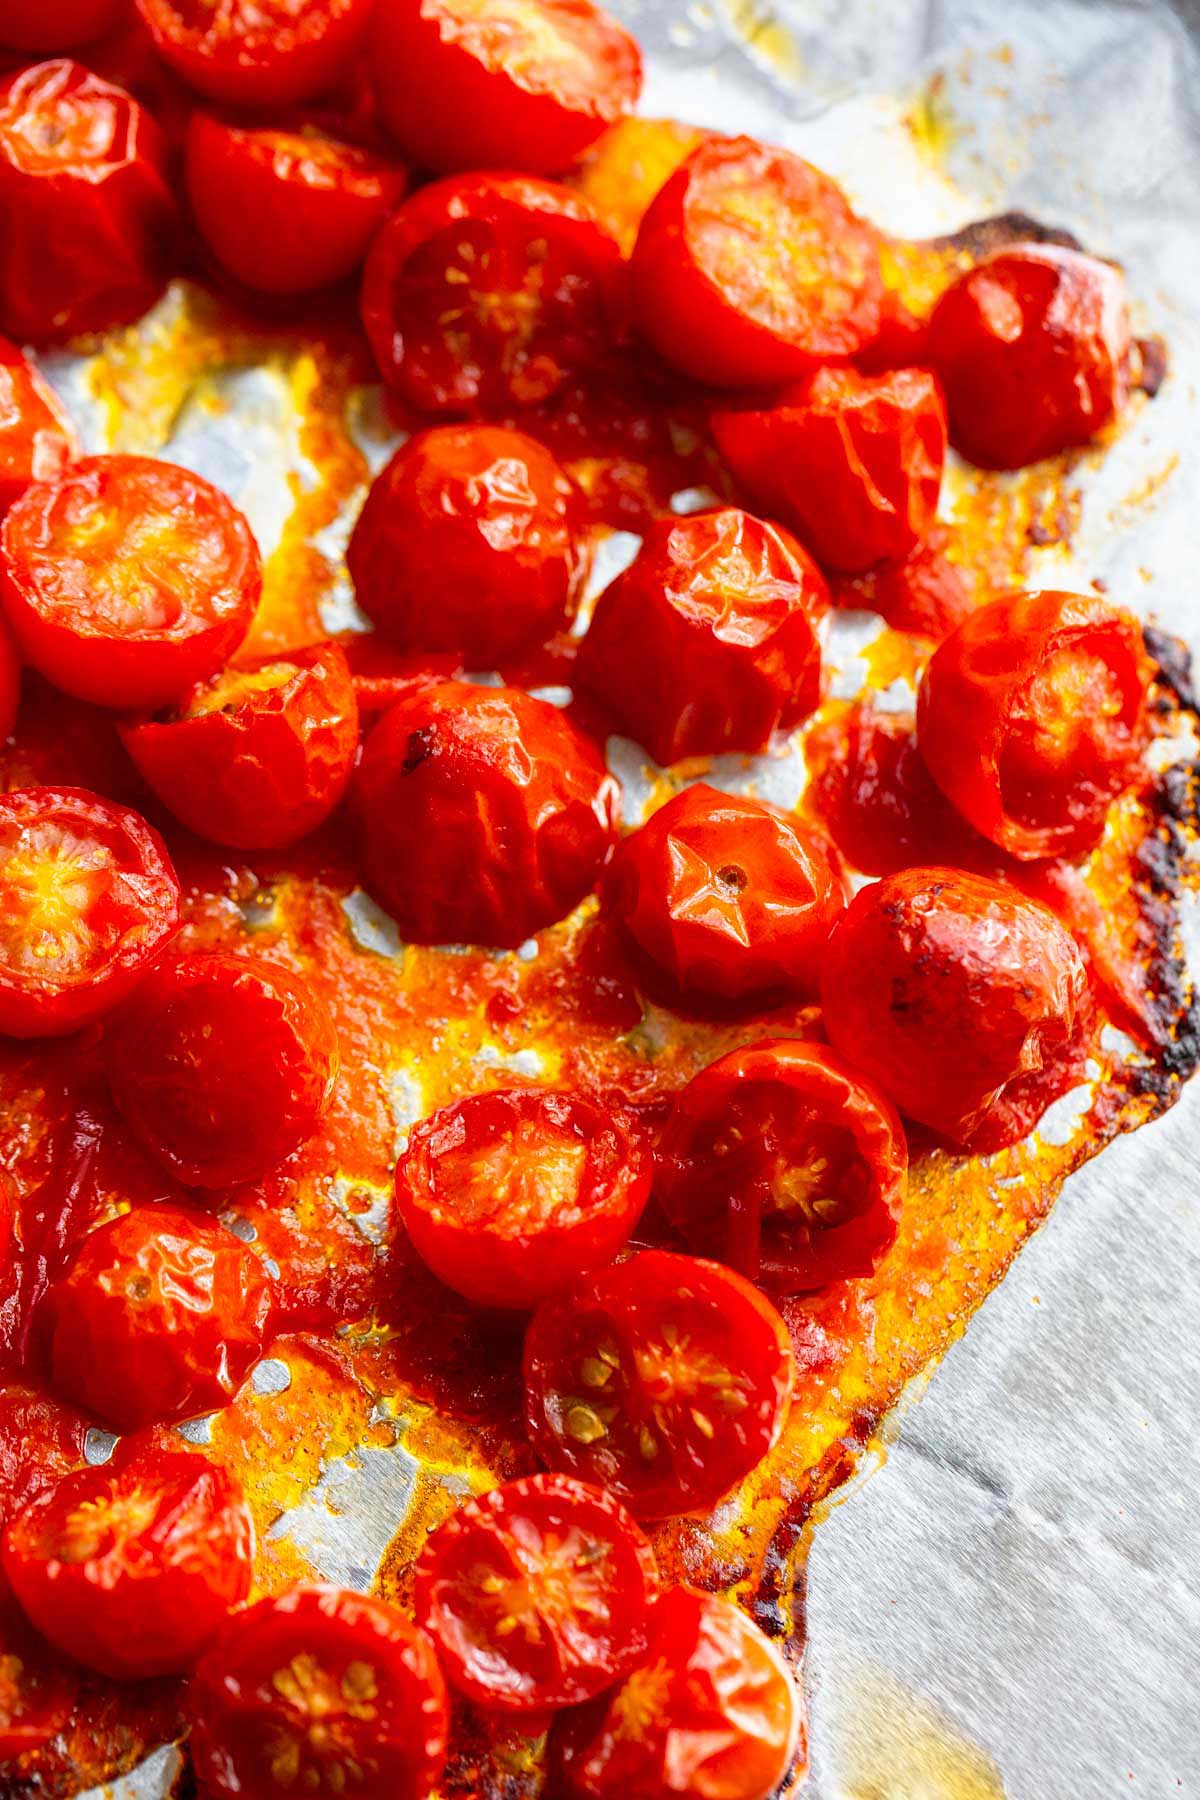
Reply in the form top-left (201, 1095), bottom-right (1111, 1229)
top-left (0, 340), bottom-right (77, 517)
top-left (134, 0), bottom-right (375, 107)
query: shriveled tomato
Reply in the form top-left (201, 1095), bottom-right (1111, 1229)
top-left (0, 340), bottom-right (77, 518)
top-left (524, 1250), bottom-right (795, 1518)
top-left (928, 244), bottom-right (1130, 468)
top-left (0, 0), bottom-right (125, 49)
top-left (353, 680), bottom-right (619, 946)
top-left (45, 1201), bottom-right (277, 1429)
top-left (834, 528), bottom-right (973, 642)
top-left (134, 0), bottom-right (374, 106)
top-left (0, 1389), bottom-right (87, 1527)
top-left (361, 173), bottom-right (623, 415)
top-left (120, 642), bottom-right (359, 850)
top-left (0, 617), bottom-right (17, 740)
top-left (577, 509), bottom-right (827, 765)
top-left (2, 1448), bottom-right (253, 1679)
top-left (917, 589), bottom-right (1153, 861)
top-left (0, 786), bottom-right (180, 1039)
top-left (190, 1585), bottom-right (449, 1800)
top-left (348, 425), bottom-right (589, 664)
top-left (0, 1582), bottom-right (78, 1760)
top-left (631, 136), bottom-right (882, 388)
top-left (0, 455), bottom-right (261, 711)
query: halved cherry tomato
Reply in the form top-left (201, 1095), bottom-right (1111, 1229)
top-left (0, 340), bottom-right (77, 517)
top-left (105, 952), bottom-right (339, 1187)
top-left (917, 589), bottom-right (1153, 860)
top-left (134, 0), bottom-right (374, 106)
top-left (656, 1039), bottom-right (906, 1292)
top-left (396, 1088), bottom-right (651, 1309)
top-left (820, 867), bottom-right (1095, 1151)
top-left (185, 112), bottom-right (408, 297)
top-left (0, 0), bottom-right (125, 50)
top-left (0, 786), bottom-right (180, 1039)
top-left (576, 509), bottom-right (827, 765)
top-left (360, 173), bottom-right (623, 415)
top-left (370, 0), bottom-right (642, 175)
top-left (0, 617), bottom-right (17, 740)
top-left (45, 1201), bottom-right (277, 1429)
top-left (556, 1585), bottom-right (804, 1800)
top-left (119, 642), bottom-right (360, 850)
top-left (631, 135), bottom-right (883, 388)
top-left (833, 528), bottom-right (973, 642)
top-left (2, 1448), bottom-right (253, 1679)
top-left (928, 244), bottom-right (1130, 468)
top-left (189, 1585), bottom-right (449, 1800)
top-left (0, 455), bottom-right (261, 711)
top-left (353, 680), bottom-right (619, 946)
top-left (0, 1581), bottom-right (78, 1760)
top-left (524, 1250), bottom-right (795, 1519)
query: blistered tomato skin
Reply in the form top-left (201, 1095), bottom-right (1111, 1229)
top-left (576, 509), bottom-right (827, 766)
top-left (0, 0), bottom-right (124, 49)
top-left (0, 340), bottom-right (78, 517)
top-left (1, 1450), bottom-right (254, 1679)
top-left (0, 1583), bottom-right (79, 1759)
top-left (134, 0), bottom-right (375, 107)
top-left (928, 244), bottom-right (1130, 469)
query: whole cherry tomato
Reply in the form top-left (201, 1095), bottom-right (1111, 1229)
top-left (360, 173), bottom-right (623, 415)
top-left (0, 60), bottom-right (175, 345)
top-left (0, 1581), bottom-right (78, 1760)
top-left (370, 0), bottom-right (642, 175)
top-left (916, 589), bottom-right (1153, 861)
top-left (0, 786), bottom-right (180, 1039)
top-left (348, 425), bottom-right (589, 664)
top-left (656, 1039), bottom-right (906, 1292)
top-left (396, 1088), bottom-right (651, 1309)
top-left (631, 135), bottom-right (882, 388)
top-left (833, 528), bottom-right (973, 642)
top-left (105, 952), bottom-right (339, 1188)
top-left (0, 0), bottom-right (125, 50)
top-left (576, 509), bottom-right (827, 765)
top-left (927, 244), bottom-right (1130, 468)
top-left (120, 642), bottom-right (360, 850)
top-left (0, 340), bottom-right (77, 518)
top-left (353, 680), bottom-right (619, 946)
top-left (2, 1448), bottom-right (253, 1679)
top-left (0, 616), bottom-right (17, 739)
top-left (415, 1472), bottom-right (657, 1713)
top-left (134, 0), bottom-right (374, 107)
top-left (556, 1586), bottom-right (804, 1800)
top-left (712, 366), bottom-right (947, 575)
top-left (0, 455), bottom-right (261, 711)
top-left (45, 1201), bottom-right (277, 1429)
top-left (524, 1249), bottom-right (795, 1519)
top-left (189, 1585), bottom-right (449, 1800)
top-left (819, 867), bottom-right (1095, 1151)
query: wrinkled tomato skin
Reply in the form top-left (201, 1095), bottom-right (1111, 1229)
top-left (1, 1449), bottom-right (253, 1679)
top-left (119, 642), bottom-right (360, 851)
top-left (833, 528), bottom-right (973, 642)
top-left (0, 1389), bottom-right (87, 1526)
top-left (0, 1580), bottom-right (79, 1759)
top-left (415, 1472), bottom-right (657, 1713)
top-left (0, 60), bottom-right (175, 345)
top-left (0, 340), bottom-right (77, 517)
top-left (631, 135), bottom-right (883, 388)
top-left (45, 1201), bottom-right (277, 1430)
top-left (0, 0), bottom-right (125, 50)
top-left (396, 1088), bottom-right (651, 1309)
top-left (577, 509), bottom-right (827, 765)
top-left (105, 952), bottom-right (339, 1188)
top-left (656, 1039), bottom-right (906, 1292)
top-left (916, 589), bottom-right (1153, 861)
top-left (713, 366), bottom-right (947, 575)
top-left (819, 867), bottom-right (1095, 1151)
top-left (353, 680), bottom-right (620, 947)
top-left (134, 0), bottom-right (375, 107)
top-left (348, 425), bottom-right (589, 664)
top-left (928, 244), bottom-right (1130, 469)
top-left (190, 1585), bottom-right (449, 1800)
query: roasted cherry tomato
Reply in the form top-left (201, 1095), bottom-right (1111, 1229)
top-left (353, 680), bottom-right (619, 946)
top-left (0, 0), bottom-right (125, 49)
top-left (120, 642), bottom-right (360, 851)
top-left (524, 1250), bottom-right (795, 1519)
top-left (834, 528), bottom-right (973, 642)
top-left (190, 1585), bottom-right (449, 1800)
top-left (370, 0), bottom-right (642, 175)
top-left (134, 0), bottom-right (374, 106)
top-left (0, 616), bottom-right (17, 740)
top-left (0, 60), bottom-right (175, 345)
top-left (820, 867), bottom-right (1095, 1151)
top-left (712, 366), bottom-right (947, 575)
top-left (2, 1449), bottom-right (253, 1679)
top-left (0, 1389), bottom-right (87, 1527)
top-left (361, 173), bottom-right (623, 415)
top-left (0, 786), bottom-right (180, 1039)
top-left (0, 340), bottom-right (77, 517)
top-left (0, 455), bottom-right (261, 711)
top-left (577, 509), bottom-right (827, 765)
top-left (105, 952), bottom-right (338, 1188)
top-left (185, 112), bottom-right (408, 297)
top-left (348, 425), bottom-right (589, 664)
top-left (916, 589), bottom-right (1153, 861)
top-left (556, 1585), bottom-right (804, 1800)
top-left (927, 244), bottom-right (1130, 469)
top-left (396, 1088), bottom-right (651, 1309)
top-left (656, 1039), bottom-right (906, 1292)
top-left (631, 135), bottom-right (882, 388)
top-left (0, 1581), bottom-right (78, 1760)
top-left (45, 1201), bottom-right (277, 1429)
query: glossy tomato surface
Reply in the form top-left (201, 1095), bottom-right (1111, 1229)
top-left (0, 0), bottom-right (124, 49)
top-left (0, 339), bottom-right (77, 517)
top-left (135, 0), bottom-right (374, 106)
top-left (0, 1580), bottom-right (79, 1760)
top-left (834, 528), bottom-right (973, 642)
